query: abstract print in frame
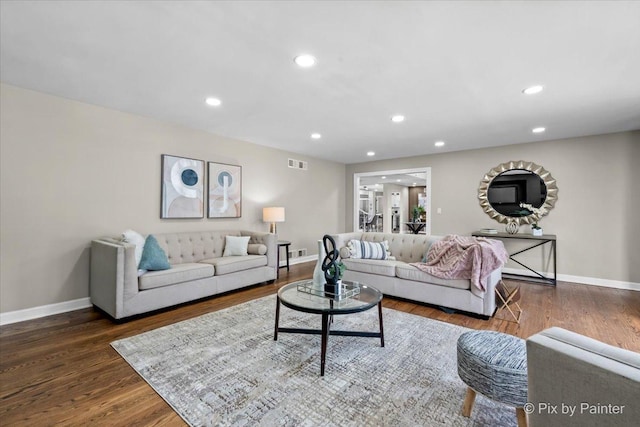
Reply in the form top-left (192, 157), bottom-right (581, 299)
top-left (161, 155), bottom-right (204, 218)
top-left (208, 162), bottom-right (242, 218)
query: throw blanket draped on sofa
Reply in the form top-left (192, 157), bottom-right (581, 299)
top-left (410, 235), bottom-right (508, 291)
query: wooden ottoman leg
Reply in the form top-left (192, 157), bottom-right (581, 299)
top-left (516, 407), bottom-right (528, 427)
top-left (462, 387), bottom-right (476, 417)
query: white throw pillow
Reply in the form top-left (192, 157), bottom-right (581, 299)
top-left (223, 235), bottom-right (251, 256)
top-left (122, 229), bottom-right (146, 268)
top-left (347, 239), bottom-right (391, 260)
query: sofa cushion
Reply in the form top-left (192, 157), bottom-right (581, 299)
top-left (342, 258), bottom-right (404, 277)
top-left (248, 243), bottom-right (267, 255)
top-left (139, 235), bottom-right (171, 271)
top-left (347, 239), bottom-right (391, 260)
top-left (139, 263), bottom-right (215, 290)
top-left (200, 255), bottom-right (267, 275)
top-left (154, 231), bottom-right (241, 265)
top-left (396, 263), bottom-right (470, 290)
top-left (340, 246), bottom-right (351, 259)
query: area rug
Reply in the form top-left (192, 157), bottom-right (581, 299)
top-left (112, 295), bottom-right (515, 426)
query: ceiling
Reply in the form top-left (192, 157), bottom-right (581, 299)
top-left (2, 1), bottom-right (639, 164)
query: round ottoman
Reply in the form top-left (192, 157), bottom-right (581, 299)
top-left (457, 330), bottom-right (528, 427)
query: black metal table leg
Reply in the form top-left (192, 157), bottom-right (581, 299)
top-left (320, 312), bottom-right (330, 376)
top-left (378, 301), bottom-right (385, 347)
top-left (553, 240), bottom-right (557, 285)
top-left (285, 245), bottom-right (290, 271)
top-left (274, 296), bottom-right (280, 341)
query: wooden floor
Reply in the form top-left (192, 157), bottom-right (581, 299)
top-left (1, 262), bottom-right (639, 425)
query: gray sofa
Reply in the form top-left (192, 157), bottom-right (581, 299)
top-left (527, 327), bottom-right (640, 426)
top-left (330, 232), bottom-right (502, 317)
top-left (90, 230), bottom-right (276, 319)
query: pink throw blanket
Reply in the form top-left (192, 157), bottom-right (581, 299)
top-left (410, 235), bottom-right (508, 291)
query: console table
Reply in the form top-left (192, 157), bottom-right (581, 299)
top-left (405, 222), bottom-right (426, 234)
top-left (472, 231), bottom-right (557, 286)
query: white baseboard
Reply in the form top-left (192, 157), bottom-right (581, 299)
top-left (280, 255), bottom-right (316, 267)
top-left (502, 267), bottom-right (640, 291)
top-left (291, 255), bottom-right (317, 265)
top-left (0, 297), bottom-right (92, 326)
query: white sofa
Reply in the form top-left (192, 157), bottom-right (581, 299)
top-left (90, 230), bottom-right (276, 319)
top-left (330, 232), bottom-right (502, 317)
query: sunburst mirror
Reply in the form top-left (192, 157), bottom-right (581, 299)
top-left (478, 160), bottom-right (558, 225)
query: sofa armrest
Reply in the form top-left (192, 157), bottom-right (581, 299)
top-left (527, 327), bottom-right (640, 427)
top-left (241, 230), bottom-right (277, 269)
top-left (90, 238), bottom-right (139, 319)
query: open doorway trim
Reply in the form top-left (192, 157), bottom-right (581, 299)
top-left (353, 167), bottom-right (432, 235)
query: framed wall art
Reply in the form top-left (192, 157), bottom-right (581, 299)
top-left (208, 162), bottom-right (242, 218)
top-left (161, 154), bottom-right (204, 219)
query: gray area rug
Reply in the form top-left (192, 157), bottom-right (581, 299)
top-left (112, 295), bottom-right (515, 426)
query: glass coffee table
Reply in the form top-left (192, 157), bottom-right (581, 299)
top-left (274, 279), bottom-right (384, 376)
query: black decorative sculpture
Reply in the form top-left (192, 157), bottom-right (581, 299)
top-left (321, 235), bottom-right (340, 295)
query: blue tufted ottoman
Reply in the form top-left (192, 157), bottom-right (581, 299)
top-left (457, 330), bottom-right (528, 427)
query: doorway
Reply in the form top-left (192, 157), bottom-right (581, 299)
top-left (353, 168), bottom-right (431, 235)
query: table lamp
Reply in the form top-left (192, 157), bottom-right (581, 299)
top-left (263, 207), bottom-right (285, 234)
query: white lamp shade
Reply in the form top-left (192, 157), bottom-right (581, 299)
top-left (263, 207), bottom-right (285, 223)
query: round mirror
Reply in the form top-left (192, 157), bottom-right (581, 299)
top-left (478, 161), bottom-right (558, 225)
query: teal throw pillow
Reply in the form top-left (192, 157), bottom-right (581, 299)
top-left (138, 235), bottom-right (171, 271)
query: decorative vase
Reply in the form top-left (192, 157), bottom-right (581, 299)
top-left (505, 220), bottom-right (519, 234)
top-left (324, 279), bottom-right (343, 297)
top-left (532, 228), bottom-right (543, 236)
top-left (312, 240), bottom-right (326, 286)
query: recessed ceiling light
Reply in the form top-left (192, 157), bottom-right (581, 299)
top-left (413, 182), bottom-right (417, 186)
top-left (311, 133), bottom-right (321, 139)
top-left (523, 85), bottom-right (544, 95)
top-left (205, 97), bottom-right (221, 107)
top-left (396, 179), bottom-right (402, 182)
top-left (532, 127), bottom-right (546, 134)
top-left (367, 151), bottom-right (376, 156)
top-left (434, 141), bottom-right (445, 147)
top-left (391, 115), bottom-right (405, 123)
top-left (294, 54), bottom-right (316, 67)
top-left (381, 176), bottom-right (386, 179)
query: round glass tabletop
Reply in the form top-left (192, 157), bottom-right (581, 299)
top-left (277, 279), bottom-right (382, 315)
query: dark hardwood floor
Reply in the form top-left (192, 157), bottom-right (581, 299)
top-left (1, 261), bottom-right (639, 425)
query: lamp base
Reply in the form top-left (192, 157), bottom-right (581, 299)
top-left (270, 223), bottom-right (277, 234)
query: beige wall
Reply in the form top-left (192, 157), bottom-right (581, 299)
top-left (0, 84), bottom-right (345, 313)
top-left (1, 83), bottom-right (637, 314)
top-left (346, 131), bottom-right (640, 283)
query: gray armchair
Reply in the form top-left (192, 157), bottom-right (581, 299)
top-left (526, 327), bottom-right (640, 427)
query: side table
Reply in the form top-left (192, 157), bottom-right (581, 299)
top-left (277, 240), bottom-right (291, 278)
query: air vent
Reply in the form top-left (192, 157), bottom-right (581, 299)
top-left (288, 158), bottom-right (308, 170)
top-left (287, 248), bottom-right (307, 258)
